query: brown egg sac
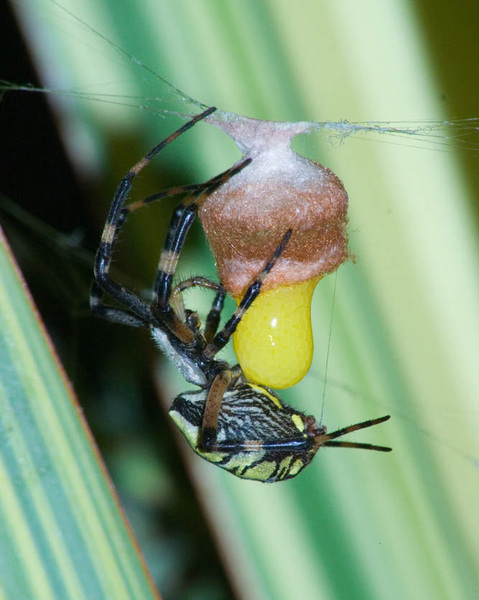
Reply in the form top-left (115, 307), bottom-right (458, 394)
top-left (199, 112), bottom-right (349, 296)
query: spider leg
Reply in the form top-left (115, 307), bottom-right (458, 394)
top-left (91, 182), bottom-right (223, 328)
top-left (316, 416), bottom-right (392, 452)
top-left (203, 229), bottom-right (293, 359)
top-left (151, 159), bottom-right (252, 331)
top-left (198, 369), bottom-right (233, 451)
top-left (204, 290), bottom-right (227, 342)
top-left (88, 291), bottom-right (149, 327)
top-left (170, 276), bottom-right (226, 336)
top-left (172, 276), bottom-right (225, 296)
top-left (91, 107), bottom-right (216, 324)
top-left (321, 415), bottom-right (390, 441)
top-left (93, 155), bottom-right (250, 342)
top-left (123, 167), bottom-right (236, 215)
top-left (210, 437), bottom-right (308, 452)
top-left (324, 441), bottom-right (392, 452)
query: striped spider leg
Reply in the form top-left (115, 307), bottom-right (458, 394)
top-left (91, 107), bottom-right (391, 483)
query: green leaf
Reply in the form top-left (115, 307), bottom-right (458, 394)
top-left (0, 229), bottom-right (160, 599)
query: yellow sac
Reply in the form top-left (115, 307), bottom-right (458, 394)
top-left (233, 277), bottom-right (321, 389)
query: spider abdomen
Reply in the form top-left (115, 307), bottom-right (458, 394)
top-left (169, 384), bottom-right (318, 482)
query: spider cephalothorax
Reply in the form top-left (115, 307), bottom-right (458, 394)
top-left (91, 107), bottom-right (391, 483)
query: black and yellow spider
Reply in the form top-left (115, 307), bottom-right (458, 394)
top-left (91, 107), bottom-right (391, 483)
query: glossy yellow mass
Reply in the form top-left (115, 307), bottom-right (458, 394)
top-left (233, 277), bottom-right (321, 389)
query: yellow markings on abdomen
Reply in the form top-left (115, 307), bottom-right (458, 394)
top-left (233, 276), bottom-right (321, 389)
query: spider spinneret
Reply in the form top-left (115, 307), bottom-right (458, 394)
top-left (91, 107), bottom-right (391, 483)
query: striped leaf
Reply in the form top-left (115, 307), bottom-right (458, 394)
top-left (0, 230), bottom-right (160, 599)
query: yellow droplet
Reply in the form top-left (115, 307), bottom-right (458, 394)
top-left (233, 277), bottom-right (321, 389)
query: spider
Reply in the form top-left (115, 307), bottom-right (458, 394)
top-left (91, 106), bottom-right (392, 483)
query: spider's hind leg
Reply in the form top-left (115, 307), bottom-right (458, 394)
top-left (91, 107), bottom-right (217, 326)
top-left (152, 161), bottom-right (251, 310)
top-left (150, 159), bottom-right (251, 343)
